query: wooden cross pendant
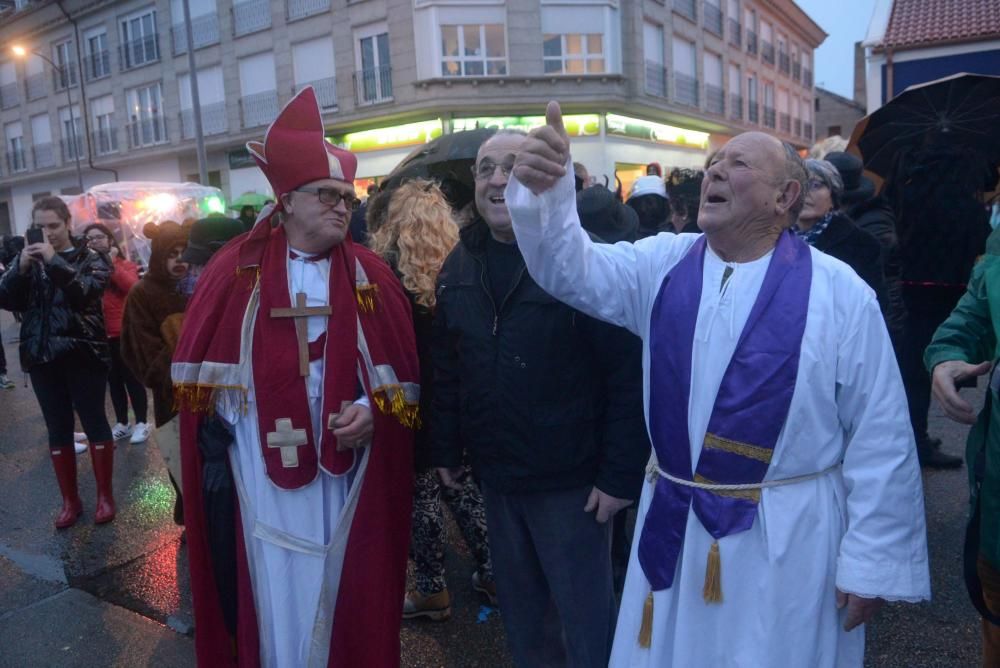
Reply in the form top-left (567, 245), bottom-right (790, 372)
top-left (266, 418), bottom-right (308, 468)
top-left (270, 292), bottom-right (332, 376)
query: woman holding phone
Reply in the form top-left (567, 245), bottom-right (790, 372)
top-left (0, 197), bottom-right (117, 528)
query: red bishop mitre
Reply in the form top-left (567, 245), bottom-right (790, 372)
top-left (246, 86), bottom-right (357, 198)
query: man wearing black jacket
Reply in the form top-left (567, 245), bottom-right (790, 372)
top-left (0, 198), bottom-right (116, 528)
top-left (431, 131), bottom-right (650, 667)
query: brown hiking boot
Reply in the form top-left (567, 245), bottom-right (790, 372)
top-left (402, 589), bottom-right (451, 621)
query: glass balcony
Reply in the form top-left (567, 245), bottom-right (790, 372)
top-left (127, 115), bottom-right (169, 148)
top-left (353, 66), bottom-right (393, 106)
top-left (706, 83), bottom-right (725, 115)
top-left (6, 149), bottom-right (27, 173)
top-left (233, 0), bottom-right (271, 37)
top-left (85, 50), bottom-right (111, 81)
top-left (729, 93), bottom-right (743, 120)
top-left (704, 3), bottom-right (723, 36)
top-left (240, 90), bottom-right (279, 128)
top-left (644, 61), bottom-right (667, 98)
top-left (728, 19), bottom-right (742, 48)
top-left (91, 127), bottom-right (119, 156)
top-left (25, 72), bottom-right (46, 101)
top-left (32, 142), bottom-right (55, 169)
top-left (119, 34), bottom-right (160, 70)
top-left (673, 0), bottom-right (697, 22)
top-left (180, 101), bottom-right (228, 139)
top-left (172, 14), bottom-right (221, 54)
top-left (0, 82), bottom-right (19, 109)
top-left (295, 76), bottom-right (337, 109)
top-left (674, 71), bottom-right (699, 108)
top-left (287, 0), bottom-right (330, 22)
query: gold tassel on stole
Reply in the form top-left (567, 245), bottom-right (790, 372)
top-left (703, 540), bottom-right (723, 603)
top-left (638, 591), bottom-right (654, 648)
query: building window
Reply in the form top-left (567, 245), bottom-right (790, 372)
top-left (59, 105), bottom-right (83, 161)
top-left (85, 31), bottom-right (110, 81)
top-left (442, 24), bottom-right (507, 77)
top-left (5, 123), bottom-right (26, 173)
top-left (356, 30), bottom-right (392, 104)
top-left (91, 95), bottom-right (117, 155)
top-left (120, 10), bottom-right (159, 70)
top-left (643, 21), bottom-right (666, 97)
top-left (52, 40), bottom-right (77, 90)
top-left (126, 82), bottom-right (167, 147)
top-left (543, 33), bottom-right (603, 75)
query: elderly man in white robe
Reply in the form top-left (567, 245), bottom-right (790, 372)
top-left (505, 102), bottom-right (931, 667)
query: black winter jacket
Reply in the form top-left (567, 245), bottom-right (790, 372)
top-left (429, 218), bottom-right (650, 498)
top-left (812, 211), bottom-right (887, 308)
top-left (848, 197), bottom-right (906, 338)
top-left (0, 244), bottom-right (110, 371)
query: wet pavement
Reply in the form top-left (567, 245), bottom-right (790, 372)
top-left (0, 306), bottom-right (985, 666)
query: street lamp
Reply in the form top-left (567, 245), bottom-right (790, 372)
top-left (11, 44), bottom-right (85, 192)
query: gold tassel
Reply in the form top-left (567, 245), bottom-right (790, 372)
top-left (702, 540), bottom-right (723, 603)
top-left (356, 284), bottom-right (380, 313)
top-left (638, 591), bottom-right (654, 648)
top-left (371, 385), bottom-right (422, 430)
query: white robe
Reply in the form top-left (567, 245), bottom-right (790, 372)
top-left (217, 251), bottom-right (367, 668)
top-left (505, 166), bottom-right (931, 667)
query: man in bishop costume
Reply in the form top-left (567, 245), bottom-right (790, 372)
top-left (172, 87), bottom-right (420, 667)
top-left (505, 102), bottom-right (931, 667)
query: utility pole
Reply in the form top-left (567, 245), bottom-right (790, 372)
top-left (182, 0), bottom-right (209, 184)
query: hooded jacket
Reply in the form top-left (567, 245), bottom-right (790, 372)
top-left (120, 222), bottom-right (190, 427)
top-left (0, 241), bottom-right (110, 371)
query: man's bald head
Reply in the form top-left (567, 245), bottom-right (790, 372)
top-left (698, 131), bottom-right (806, 260)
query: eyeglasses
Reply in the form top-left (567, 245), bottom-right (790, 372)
top-left (295, 187), bottom-right (360, 210)
top-left (85, 233), bottom-right (108, 242)
top-left (472, 160), bottom-right (515, 181)
top-left (808, 179), bottom-right (828, 191)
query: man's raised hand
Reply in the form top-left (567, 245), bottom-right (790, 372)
top-left (512, 101), bottom-right (571, 196)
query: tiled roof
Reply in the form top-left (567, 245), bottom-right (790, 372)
top-left (881, 0), bottom-right (1000, 49)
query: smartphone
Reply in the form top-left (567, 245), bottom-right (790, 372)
top-left (26, 227), bottom-right (44, 245)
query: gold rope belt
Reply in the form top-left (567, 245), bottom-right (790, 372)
top-left (646, 460), bottom-right (840, 490)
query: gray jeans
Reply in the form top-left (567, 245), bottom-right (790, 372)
top-left (481, 482), bottom-right (616, 668)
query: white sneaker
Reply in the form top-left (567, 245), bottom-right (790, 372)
top-left (112, 422), bottom-right (133, 440)
top-left (74, 442), bottom-right (87, 455)
top-left (130, 422), bottom-right (150, 444)
top-left (73, 432), bottom-right (87, 442)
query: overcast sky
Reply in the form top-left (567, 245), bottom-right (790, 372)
top-left (795, 0), bottom-right (878, 99)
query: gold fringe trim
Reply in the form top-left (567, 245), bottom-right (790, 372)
top-left (638, 591), bottom-right (654, 648)
top-left (693, 473), bottom-right (761, 502)
top-left (703, 540), bottom-right (723, 603)
top-left (371, 384), bottom-right (422, 430)
top-left (235, 265), bottom-right (261, 284)
top-left (704, 433), bottom-right (773, 464)
top-left (173, 382), bottom-right (249, 416)
top-left (356, 284), bottom-right (380, 313)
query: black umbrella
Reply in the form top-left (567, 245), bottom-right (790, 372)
top-left (849, 73), bottom-right (1000, 189)
top-left (380, 127), bottom-right (497, 210)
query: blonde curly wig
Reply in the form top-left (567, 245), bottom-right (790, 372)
top-left (371, 179), bottom-right (459, 309)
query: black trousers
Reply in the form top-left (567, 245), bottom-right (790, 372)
top-left (107, 337), bottom-right (147, 424)
top-left (29, 349), bottom-right (112, 445)
top-left (0, 327), bottom-right (7, 375)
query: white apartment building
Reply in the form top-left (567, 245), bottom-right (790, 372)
top-left (0, 0), bottom-right (825, 235)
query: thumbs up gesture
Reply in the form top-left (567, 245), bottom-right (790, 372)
top-left (513, 101), bottom-right (572, 196)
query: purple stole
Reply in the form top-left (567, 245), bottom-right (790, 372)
top-left (639, 231), bottom-right (812, 592)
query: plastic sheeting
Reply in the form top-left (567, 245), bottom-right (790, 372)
top-left (64, 181), bottom-right (226, 266)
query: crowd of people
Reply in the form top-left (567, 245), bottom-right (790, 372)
top-left (0, 85), bottom-right (998, 667)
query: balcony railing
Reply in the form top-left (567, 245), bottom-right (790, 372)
top-left (728, 19), bottom-right (742, 48)
top-left (91, 127), bottom-right (118, 156)
top-left (803, 68), bottom-right (813, 87)
top-left (763, 105), bottom-right (776, 128)
top-left (119, 34), bottom-right (160, 70)
top-left (792, 61), bottom-right (801, 82)
top-left (804, 122), bottom-right (813, 140)
top-left (52, 62), bottom-right (78, 91)
top-left (729, 93), bottom-right (743, 120)
top-left (746, 30), bottom-right (757, 55)
top-left (240, 90), bottom-right (279, 128)
top-left (84, 50), bottom-right (111, 81)
top-left (32, 142), bottom-right (55, 169)
top-left (0, 82), bottom-right (19, 109)
top-left (287, 0), bottom-right (330, 21)
top-left (180, 101), bottom-right (228, 139)
top-left (706, 83), bottom-right (725, 115)
top-left (353, 66), bottom-right (393, 106)
top-left (761, 41), bottom-right (775, 65)
top-left (778, 52), bottom-right (790, 75)
top-left (779, 112), bottom-right (791, 133)
top-left (25, 72), bottom-right (46, 101)
top-left (60, 135), bottom-right (84, 162)
top-left (794, 118), bottom-right (802, 137)
top-left (295, 76), bottom-right (337, 109)
top-left (674, 71), bottom-right (699, 107)
top-left (673, 0), bottom-right (697, 22)
top-left (748, 101), bottom-right (759, 123)
top-left (644, 60), bottom-right (667, 98)
top-left (703, 2), bottom-right (723, 35)
top-left (6, 149), bottom-right (27, 173)
top-left (127, 115), bottom-right (169, 148)
top-left (172, 14), bottom-right (220, 54)
top-left (233, 0), bottom-right (271, 37)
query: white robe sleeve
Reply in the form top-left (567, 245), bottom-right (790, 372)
top-left (506, 158), bottom-right (696, 337)
top-left (834, 293), bottom-right (931, 602)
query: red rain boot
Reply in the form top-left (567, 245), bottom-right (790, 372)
top-left (49, 446), bottom-right (83, 529)
top-left (89, 440), bottom-right (117, 524)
